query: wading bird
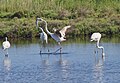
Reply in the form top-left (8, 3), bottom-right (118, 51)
top-left (36, 18), bottom-right (49, 54)
top-left (2, 37), bottom-right (11, 55)
top-left (37, 18), bottom-right (71, 53)
top-left (91, 32), bottom-right (105, 58)
top-left (39, 27), bottom-right (48, 44)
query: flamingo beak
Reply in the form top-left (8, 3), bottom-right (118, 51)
top-left (67, 25), bottom-right (71, 28)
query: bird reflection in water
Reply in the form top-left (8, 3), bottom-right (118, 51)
top-left (40, 54), bottom-right (50, 66)
top-left (58, 54), bottom-right (68, 66)
top-left (93, 54), bottom-right (105, 83)
top-left (56, 54), bottom-right (69, 81)
top-left (3, 55), bottom-right (11, 71)
top-left (94, 51), bottom-right (105, 66)
top-left (3, 54), bottom-right (11, 82)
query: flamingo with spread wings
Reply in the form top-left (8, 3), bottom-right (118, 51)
top-left (37, 18), bottom-right (71, 53)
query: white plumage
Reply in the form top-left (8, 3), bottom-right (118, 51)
top-left (38, 18), bottom-right (70, 43)
top-left (53, 25), bottom-right (71, 39)
top-left (2, 37), bottom-right (10, 55)
top-left (2, 37), bottom-right (10, 50)
top-left (36, 18), bottom-right (49, 53)
top-left (37, 18), bottom-right (71, 53)
top-left (91, 32), bottom-right (105, 57)
top-left (39, 27), bottom-right (48, 44)
top-left (59, 25), bottom-right (71, 38)
top-left (36, 18), bottom-right (48, 44)
top-left (91, 33), bottom-right (101, 42)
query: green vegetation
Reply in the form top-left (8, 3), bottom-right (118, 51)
top-left (0, 0), bottom-right (120, 38)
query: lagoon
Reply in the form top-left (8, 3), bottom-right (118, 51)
top-left (0, 37), bottom-right (120, 83)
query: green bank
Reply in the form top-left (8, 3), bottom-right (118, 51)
top-left (0, 0), bottom-right (120, 38)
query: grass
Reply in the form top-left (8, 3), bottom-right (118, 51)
top-left (0, 0), bottom-right (120, 38)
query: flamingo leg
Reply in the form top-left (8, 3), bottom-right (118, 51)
top-left (94, 44), bottom-right (97, 54)
top-left (4, 49), bottom-right (9, 56)
top-left (40, 42), bottom-right (50, 54)
top-left (94, 48), bottom-right (97, 63)
top-left (54, 42), bottom-right (62, 54)
top-left (47, 43), bottom-right (50, 54)
top-left (54, 47), bottom-right (62, 53)
top-left (40, 42), bottom-right (43, 54)
top-left (94, 44), bottom-right (99, 63)
top-left (40, 46), bottom-right (42, 54)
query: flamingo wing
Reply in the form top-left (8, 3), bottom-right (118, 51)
top-left (55, 30), bottom-right (62, 37)
top-left (59, 25), bottom-right (71, 37)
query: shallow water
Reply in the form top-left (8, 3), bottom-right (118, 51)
top-left (0, 37), bottom-right (120, 83)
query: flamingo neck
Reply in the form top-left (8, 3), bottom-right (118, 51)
top-left (96, 39), bottom-right (100, 47)
top-left (39, 27), bottom-right (44, 32)
top-left (5, 37), bottom-right (7, 41)
top-left (99, 46), bottom-right (105, 56)
top-left (44, 20), bottom-right (52, 35)
top-left (36, 20), bottom-right (39, 28)
top-left (96, 40), bottom-right (105, 55)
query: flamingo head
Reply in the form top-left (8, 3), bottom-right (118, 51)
top-left (5, 37), bottom-right (7, 41)
top-left (53, 28), bottom-right (57, 32)
top-left (36, 17), bottom-right (44, 28)
top-left (36, 17), bottom-right (44, 21)
top-left (65, 25), bottom-right (71, 29)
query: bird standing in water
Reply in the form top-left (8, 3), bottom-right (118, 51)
top-left (37, 17), bottom-right (71, 54)
top-left (2, 37), bottom-right (11, 55)
top-left (36, 18), bottom-right (49, 54)
top-left (91, 32), bottom-right (105, 58)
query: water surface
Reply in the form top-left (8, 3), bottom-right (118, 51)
top-left (0, 37), bottom-right (120, 83)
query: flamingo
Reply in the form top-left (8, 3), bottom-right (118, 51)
top-left (36, 18), bottom-right (48, 43)
top-left (2, 37), bottom-right (11, 55)
top-left (39, 27), bottom-right (48, 44)
top-left (37, 17), bottom-right (71, 53)
top-left (91, 32), bottom-right (105, 58)
top-left (36, 18), bottom-right (49, 54)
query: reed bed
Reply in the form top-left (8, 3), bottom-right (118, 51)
top-left (0, 0), bottom-right (120, 17)
top-left (0, 0), bottom-right (120, 38)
